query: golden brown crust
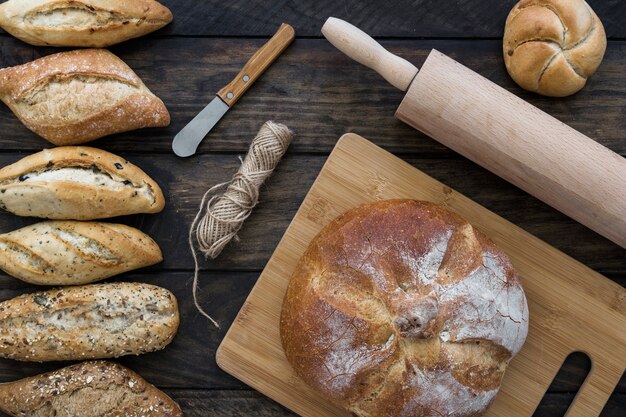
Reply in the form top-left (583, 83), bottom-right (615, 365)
top-left (503, 0), bottom-right (607, 97)
top-left (0, 146), bottom-right (166, 220)
top-left (0, 221), bottom-right (162, 285)
top-left (0, 282), bottom-right (180, 362)
top-left (0, 49), bottom-right (170, 145)
top-left (0, 361), bottom-right (183, 417)
top-left (281, 200), bottom-right (529, 417)
top-left (0, 0), bottom-right (173, 47)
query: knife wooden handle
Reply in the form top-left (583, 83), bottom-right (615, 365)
top-left (321, 17), bottom-right (418, 91)
top-left (217, 23), bottom-right (295, 106)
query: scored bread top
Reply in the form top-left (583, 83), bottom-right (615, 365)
top-left (0, 146), bottom-right (165, 220)
top-left (0, 49), bottom-right (170, 145)
top-left (0, 361), bottom-right (183, 417)
top-left (503, 0), bottom-right (607, 96)
top-left (0, 49), bottom-right (143, 100)
top-left (0, 282), bottom-right (179, 362)
top-left (281, 200), bottom-right (529, 417)
top-left (0, 0), bottom-right (173, 47)
top-left (0, 221), bottom-right (163, 285)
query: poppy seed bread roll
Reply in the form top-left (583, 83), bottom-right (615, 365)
top-left (0, 49), bottom-right (170, 145)
top-left (0, 221), bottom-right (162, 285)
top-left (0, 0), bottom-right (173, 48)
top-left (0, 361), bottom-right (183, 417)
top-left (281, 200), bottom-right (529, 417)
top-left (0, 146), bottom-right (165, 220)
top-left (0, 282), bottom-right (179, 362)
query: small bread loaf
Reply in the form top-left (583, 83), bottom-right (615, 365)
top-left (0, 361), bottom-right (183, 417)
top-left (0, 0), bottom-right (173, 47)
top-left (0, 146), bottom-right (165, 220)
top-left (281, 200), bottom-right (529, 417)
top-left (0, 282), bottom-right (179, 362)
top-left (0, 221), bottom-right (162, 285)
top-left (0, 49), bottom-right (170, 145)
top-left (503, 0), bottom-right (607, 97)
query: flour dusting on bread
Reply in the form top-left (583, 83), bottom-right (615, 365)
top-left (281, 200), bottom-right (529, 417)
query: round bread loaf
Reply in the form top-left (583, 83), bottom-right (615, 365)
top-left (281, 200), bottom-right (529, 417)
top-left (503, 0), bottom-right (606, 97)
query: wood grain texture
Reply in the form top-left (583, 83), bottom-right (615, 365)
top-left (0, 38), bottom-right (623, 156)
top-left (12, 0), bottom-right (615, 38)
top-left (397, 50), bottom-right (626, 248)
top-left (217, 135), bottom-right (626, 417)
top-left (217, 23), bottom-right (295, 106)
top-left (0, 270), bottom-right (621, 392)
top-left (0, 153), bottom-right (622, 274)
top-left (0, 0), bottom-right (622, 414)
top-left (164, 390), bottom-right (626, 417)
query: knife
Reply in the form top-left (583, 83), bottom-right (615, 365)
top-left (172, 23), bottom-right (295, 157)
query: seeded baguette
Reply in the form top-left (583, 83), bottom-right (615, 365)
top-left (0, 221), bottom-right (162, 285)
top-left (0, 49), bottom-right (170, 145)
top-left (0, 146), bottom-right (165, 220)
top-left (0, 361), bottom-right (183, 417)
top-left (0, 282), bottom-right (179, 362)
top-left (0, 0), bottom-right (173, 48)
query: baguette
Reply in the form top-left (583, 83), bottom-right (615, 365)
top-left (0, 221), bottom-right (162, 285)
top-left (0, 146), bottom-right (166, 220)
top-left (0, 0), bottom-right (173, 48)
top-left (0, 49), bottom-right (170, 146)
top-left (0, 361), bottom-right (183, 417)
top-left (0, 282), bottom-right (179, 362)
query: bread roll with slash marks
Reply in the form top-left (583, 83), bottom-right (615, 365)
top-left (0, 0), bottom-right (173, 47)
top-left (0, 146), bottom-right (165, 220)
top-left (281, 200), bottom-right (529, 417)
top-left (0, 361), bottom-right (183, 417)
top-left (0, 221), bottom-right (162, 285)
top-left (0, 282), bottom-right (179, 362)
top-left (0, 49), bottom-right (170, 145)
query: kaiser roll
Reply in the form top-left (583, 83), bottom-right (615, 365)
top-left (280, 200), bottom-right (529, 417)
top-left (503, 0), bottom-right (606, 97)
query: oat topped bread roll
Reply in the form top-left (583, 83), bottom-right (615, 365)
top-left (281, 200), bottom-right (529, 417)
top-left (0, 146), bottom-right (165, 220)
top-left (0, 49), bottom-right (170, 145)
top-left (0, 221), bottom-right (162, 285)
top-left (0, 361), bottom-right (183, 417)
top-left (0, 282), bottom-right (179, 362)
top-left (0, 0), bottom-right (173, 48)
top-left (503, 0), bottom-right (607, 97)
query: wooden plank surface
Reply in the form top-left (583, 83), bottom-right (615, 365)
top-left (0, 0), bottom-right (623, 415)
top-left (1, 0), bottom-right (617, 38)
top-left (217, 134), bottom-right (626, 417)
top-left (0, 38), bottom-right (624, 156)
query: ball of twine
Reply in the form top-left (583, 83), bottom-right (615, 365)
top-left (189, 121), bottom-right (293, 327)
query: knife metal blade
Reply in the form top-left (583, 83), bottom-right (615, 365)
top-left (172, 23), bottom-right (295, 158)
top-left (172, 97), bottom-right (229, 157)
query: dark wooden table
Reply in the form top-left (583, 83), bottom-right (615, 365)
top-left (0, 1), bottom-right (624, 416)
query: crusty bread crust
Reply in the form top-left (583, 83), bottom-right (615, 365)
top-left (0, 282), bottom-right (179, 362)
top-left (0, 0), bottom-right (173, 47)
top-left (0, 146), bottom-right (166, 220)
top-left (281, 200), bottom-right (529, 417)
top-left (503, 0), bottom-right (606, 97)
top-left (0, 49), bottom-right (170, 145)
top-left (0, 361), bottom-right (183, 417)
top-left (0, 221), bottom-right (162, 285)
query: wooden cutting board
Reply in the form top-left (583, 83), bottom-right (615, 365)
top-left (217, 133), bottom-right (626, 417)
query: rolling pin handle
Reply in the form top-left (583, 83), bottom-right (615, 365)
top-left (322, 17), bottom-right (419, 91)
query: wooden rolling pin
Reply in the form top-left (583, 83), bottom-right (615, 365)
top-left (322, 17), bottom-right (626, 249)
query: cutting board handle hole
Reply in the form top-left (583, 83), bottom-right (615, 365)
top-left (531, 352), bottom-right (591, 417)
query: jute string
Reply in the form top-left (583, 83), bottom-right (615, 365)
top-left (189, 121), bottom-right (293, 327)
